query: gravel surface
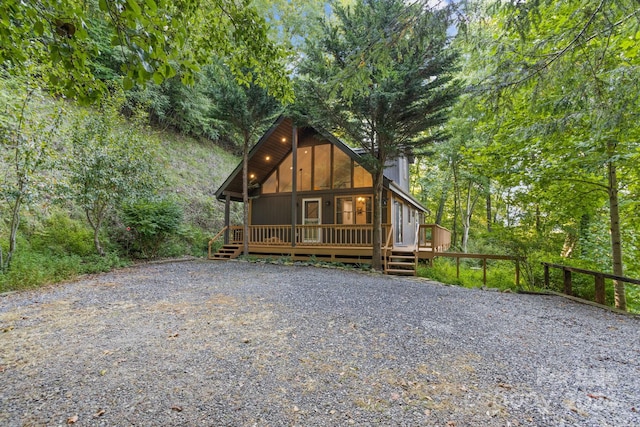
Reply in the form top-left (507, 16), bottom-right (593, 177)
top-left (1, 260), bottom-right (638, 426)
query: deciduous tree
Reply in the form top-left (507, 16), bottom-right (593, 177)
top-left (68, 94), bottom-right (161, 255)
top-left (0, 0), bottom-right (293, 102)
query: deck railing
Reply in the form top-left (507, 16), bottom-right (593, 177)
top-left (227, 223), bottom-right (453, 251)
top-left (207, 226), bottom-right (228, 259)
top-left (417, 224), bottom-right (452, 253)
top-left (229, 224), bottom-right (392, 247)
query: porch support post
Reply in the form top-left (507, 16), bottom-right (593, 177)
top-left (224, 194), bottom-right (230, 244)
top-left (291, 125), bottom-right (298, 248)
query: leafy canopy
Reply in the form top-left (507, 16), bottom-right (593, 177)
top-left (0, 0), bottom-right (293, 102)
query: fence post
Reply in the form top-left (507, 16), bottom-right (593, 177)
top-left (456, 257), bottom-right (460, 278)
top-left (544, 263), bottom-right (550, 288)
top-left (515, 259), bottom-right (520, 287)
top-left (563, 268), bottom-right (572, 296)
top-left (595, 274), bottom-right (605, 305)
top-left (482, 258), bottom-right (487, 285)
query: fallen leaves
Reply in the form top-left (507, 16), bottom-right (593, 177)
top-left (171, 405), bottom-right (183, 412)
top-left (93, 409), bottom-right (105, 418)
top-left (66, 415), bottom-right (78, 424)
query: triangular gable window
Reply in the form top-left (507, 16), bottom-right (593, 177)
top-left (261, 144), bottom-right (372, 194)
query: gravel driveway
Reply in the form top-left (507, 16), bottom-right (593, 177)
top-left (1, 260), bottom-right (638, 426)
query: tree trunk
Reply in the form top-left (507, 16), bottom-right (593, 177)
top-left (435, 176), bottom-right (449, 226)
top-left (608, 160), bottom-right (626, 310)
top-left (86, 207), bottom-right (105, 256)
top-left (242, 135), bottom-right (250, 256)
top-left (485, 190), bottom-right (492, 233)
top-left (451, 163), bottom-right (459, 248)
top-left (460, 181), bottom-right (479, 254)
top-left (4, 195), bottom-right (22, 270)
top-left (460, 182), bottom-right (472, 253)
top-left (93, 224), bottom-right (104, 257)
top-left (371, 169), bottom-right (384, 271)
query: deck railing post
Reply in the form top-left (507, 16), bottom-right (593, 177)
top-left (563, 268), bottom-right (572, 296)
top-left (544, 263), bottom-right (550, 288)
top-left (224, 194), bottom-right (231, 244)
top-left (595, 274), bottom-right (605, 305)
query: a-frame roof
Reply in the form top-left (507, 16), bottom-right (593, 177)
top-left (215, 116), bottom-right (369, 201)
top-left (215, 116), bottom-right (427, 213)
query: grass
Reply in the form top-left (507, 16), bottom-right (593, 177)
top-left (0, 84), bottom-right (240, 292)
top-left (417, 257), bottom-right (519, 291)
top-left (418, 257), bottom-right (640, 314)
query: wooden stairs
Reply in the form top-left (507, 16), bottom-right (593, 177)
top-left (210, 241), bottom-right (417, 276)
top-left (209, 244), bottom-right (242, 260)
top-left (385, 249), bottom-right (418, 276)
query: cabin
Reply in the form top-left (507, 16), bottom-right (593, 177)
top-left (210, 117), bottom-right (451, 275)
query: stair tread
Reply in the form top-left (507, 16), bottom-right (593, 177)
top-left (386, 269), bottom-right (416, 275)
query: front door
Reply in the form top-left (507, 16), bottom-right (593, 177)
top-left (302, 198), bottom-right (322, 243)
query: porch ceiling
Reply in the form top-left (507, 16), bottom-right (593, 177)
top-left (216, 117), bottom-right (329, 201)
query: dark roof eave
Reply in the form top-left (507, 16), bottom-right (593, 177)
top-left (214, 115), bottom-right (287, 201)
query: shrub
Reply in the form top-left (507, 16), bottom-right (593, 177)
top-left (121, 199), bottom-right (183, 259)
top-left (30, 211), bottom-right (95, 256)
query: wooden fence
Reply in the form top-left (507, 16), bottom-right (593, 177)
top-left (542, 262), bottom-right (640, 305)
top-left (435, 253), bottom-right (522, 286)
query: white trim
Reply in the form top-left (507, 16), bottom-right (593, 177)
top-left (302, 198), bottom-right (322, 243)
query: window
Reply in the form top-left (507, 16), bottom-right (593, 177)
top-left (395, 201), bottom-right (403, 243)
top-left (336, 197), bottom-right (353, 225)
top-left (355, 196), bottom-right (372, 224)
top-left (279, 153), bottom-right (293, 192)
top-left (336, 196), bottom-right (372, 225)
top-left (263, 144), bottom-right (372, 193)
top-left (262, 170), bottom-right (277, 194)
top-left (354, 163), bottom-right (373, 188)
top-left (297, 147), bottom-right (312, 191)
top-left (333, 148), bottom-right (352, 189)
top-left (314, 144), bottom-right (331, 190)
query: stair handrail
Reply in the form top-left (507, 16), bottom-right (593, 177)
top-left (383, 225), bottom-right (394, 272)
top-left (208, 226), bottom-right (229, 259)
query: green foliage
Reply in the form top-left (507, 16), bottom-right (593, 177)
top-left (30, 211), bottom-right (95, 257)
top-left (0, 242), bottom-right (127, 293)
top-left (626, 285), bottom-right (640, 314)
top-left (417, 258), bottom-right (519, 291)
top-left (121, 199), bottom-right (183, 259)
top-left (67, 92), bottom-right (162, 255)
top-left (0, 0), bottom-right (293, 103)
top-left (0, 75), bottom-right (64, 270)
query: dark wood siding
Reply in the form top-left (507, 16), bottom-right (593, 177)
top-left (252, 189), bottom-right (382, 225)
top-left (251, 194), bottom-right (291, 225)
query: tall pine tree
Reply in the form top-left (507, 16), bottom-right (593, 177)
top-left (296, 0), bottom-right (461, 269)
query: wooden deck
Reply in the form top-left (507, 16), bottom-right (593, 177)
top-left (209, 224), bottom-right (452, 275)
